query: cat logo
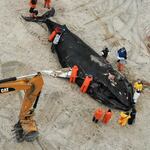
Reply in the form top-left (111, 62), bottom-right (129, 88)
top-left (0, 88), bottom-right (15, 93)
top-left (0, 88), bottom-right (9, 93)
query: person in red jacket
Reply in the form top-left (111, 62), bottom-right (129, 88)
top-left (92, 108), bottom-right (103, 123)
top-left (44, 0), bottom-right (51, 9)
top-left (80, 75), bottom-right (93, 93)
top-left (70, 65), bottom-right (79, 83)
top-left (29, 0), bottom-right (38, 17)
top-left (102, 109), bottom-right (112, 124)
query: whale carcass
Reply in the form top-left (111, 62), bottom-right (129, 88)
top-left (22, 10), bottom-right (134, 111)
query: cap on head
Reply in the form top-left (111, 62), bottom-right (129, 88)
top-left (137, 79), bottom-right (141, 83)
top-left (105, 47), bottom-right (109, 51)
top-left (108, 109), bottom-right (111, 112)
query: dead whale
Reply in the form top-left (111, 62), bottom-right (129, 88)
top-left (22, 10), bottom-right (134, 111)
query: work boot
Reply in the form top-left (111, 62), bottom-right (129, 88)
top-left (44, 2), bottom-right (46, 8)
top-left (47, 4), bottom-right (50, 9)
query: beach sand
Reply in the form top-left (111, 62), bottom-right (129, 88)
top-left (0, 0), bottom-right (149, 149)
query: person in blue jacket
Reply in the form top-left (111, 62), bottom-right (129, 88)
top-left (117, 47), bottom-right (127, 60)
top-left (117, 47), bottom-right (127, 72)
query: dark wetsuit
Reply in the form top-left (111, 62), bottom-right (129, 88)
top-left (29, 0), bottom-right (38, 16)
top-left (101, 48), bottom-right (109, 59)
top-left (128, 109), bottom-right (136, 125)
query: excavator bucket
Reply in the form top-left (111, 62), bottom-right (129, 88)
top-left (13, 121), bottom-right (39, 142)
top-left (24, 131), bottom-right (39, 142)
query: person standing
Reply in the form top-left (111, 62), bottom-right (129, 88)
top-left (101, 47), bottom-right (110, 59)
top-left (133, 79), bottom-right (143, 103)
top-left (44, 0), bottom-right (51, 9)
top-left (118, 112), bottom-right (131, 126)
top-left (92, 108), bottom-right (103, 123)
top-left (128, 108), bottom-right (137, 125)
top-left (29, 0), bottom-right (38, 17)
top-left (69, 65), bottom-right (79, 83)
top-left (80, 75), bottom-right (93, 93)
top-left (117, 47), bottom-right (127, 72)
top-left (102, 109), bottom-right (112, 124)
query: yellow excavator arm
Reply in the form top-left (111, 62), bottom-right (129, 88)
top-left (0, 68), bottom-right (72, 142)
top-left (0, 72), bottom-right (44, 142)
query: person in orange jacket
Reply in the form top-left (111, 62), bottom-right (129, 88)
top-left (70, 65), bottom-right (79, 83)
top-left (80, 75), bottom-right (93, 93)
top-left (44, 0), bottom-right (51, 9)
top-left (102, 109), bottom-right (112, 124)
top-left (48, 27), bottom-right (62, 42)
top-left (29, 0), bottom-right (38, 17)
top-left (117, 60), bottom-right (125, 72)
top-left (92, 108), bottom-right (103, 123)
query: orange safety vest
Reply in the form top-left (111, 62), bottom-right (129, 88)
top-left (94, 109), bottom-right (103, 120)
top-left (29, 0), bottom-right (37, 8)
top-left (70, 65), bottom-right (79, 83)
top-left (117, 62), bottom-right (124, 72)
top-left (102, 111), bottom-right (112, 124)
top-left (48, 27), bottom-right (62, 42)
top-left (48, 31), bottom-right (57, 42)
top-left (80, 76), bottom-right (93, 93)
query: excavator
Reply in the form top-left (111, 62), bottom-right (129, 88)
top-left (0, 72), bottom-right (44, 142)
top-left (0, 68), bottom-right (71, 142)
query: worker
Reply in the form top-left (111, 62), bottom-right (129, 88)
top-left (118, 112), bottom-right (131, 126)
top-left (117, 47), bottom-right (127, 72)
top-left (80, 75), bottom-right (93, 93)
top-left (70, 65), bottom-right (79, 83)
top-left (101, 47), bottom-right (110, 59)
top-left (133, 79), bottom-right (143, 103)
top-left (102, 109), bottom-right (112, 124)
top-left (29, 0), bottom-right (38, 18)
top-left (92, 108), bottom-right (103, 123)
top-left (48, 27), bottom-right (62, 42)
top-left (134, 79), bottom-right (143, 92)
top-left (44, 0), bottom-right (51, 9)
top-left (128, 108), bottom-right (137, 125)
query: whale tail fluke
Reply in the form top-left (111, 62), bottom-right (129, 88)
top-left (22, 7), bottom-right (55, 23)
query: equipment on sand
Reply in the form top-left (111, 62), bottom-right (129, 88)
top-left (0, 72), bottom-right (43, 142)
top-left (0, 68), bottom-right (72, 142)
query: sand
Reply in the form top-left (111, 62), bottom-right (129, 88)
top-left (0, 0), bottom-right (150, 149)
